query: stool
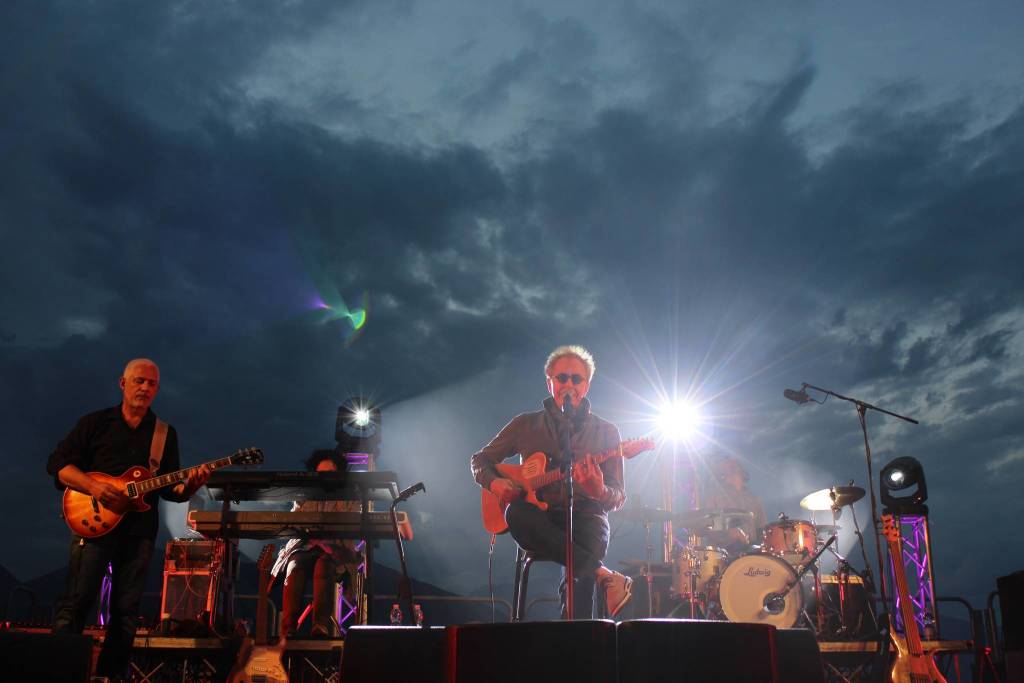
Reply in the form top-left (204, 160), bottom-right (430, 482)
top-left (512, 547), bottom-right (555, 621)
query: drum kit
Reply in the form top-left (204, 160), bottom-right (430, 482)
top-left (619, 483), bottom-right (878, 638)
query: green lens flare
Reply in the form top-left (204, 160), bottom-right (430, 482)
top-left (349, 308), bottom-right (367, 330)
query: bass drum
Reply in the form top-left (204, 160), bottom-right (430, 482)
top-left (718, 554), bottom-right (804, 628)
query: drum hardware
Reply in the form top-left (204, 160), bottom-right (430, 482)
top-left (759, 534), bottom-right (838, 629)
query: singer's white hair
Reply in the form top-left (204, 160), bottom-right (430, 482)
top-left (544, 345), bottom-right (596, 380)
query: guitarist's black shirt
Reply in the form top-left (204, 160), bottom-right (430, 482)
top-left (47, 405), bottom-right (182, 538)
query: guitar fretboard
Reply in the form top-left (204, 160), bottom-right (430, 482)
top-left (133, 457), bottom-right (237, 496)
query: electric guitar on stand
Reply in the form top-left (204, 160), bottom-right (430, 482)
top-left (228, 544), bottom-right (288, 683)
top-left (882, 514), bottom-right (946, 683)
top-left (480, 437), bottom-right (656, 534)
top-left (63, 447), bottom-right (263, 538)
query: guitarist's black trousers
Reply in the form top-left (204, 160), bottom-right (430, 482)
top-left (506, 501), bottom-right (610, 619)
top-left (52, 530), bottom-right (154, 678)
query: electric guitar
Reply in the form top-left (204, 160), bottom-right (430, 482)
top-left (228, 544), bottom-right (288, 683)
top-left (481, 437), bottom-right (656, 534)
top-left (62, 447), bottom-right (263, 538)
top-left (881, 514), bottom-right (946, 683)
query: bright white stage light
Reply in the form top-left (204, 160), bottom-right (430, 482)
top-left (657, 401), bottom-right (702, 440)
top-left (353, 408), bottom-right (371, 427)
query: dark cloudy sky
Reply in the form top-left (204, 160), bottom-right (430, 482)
top-left (2, 0), bottom-right (1023, 617)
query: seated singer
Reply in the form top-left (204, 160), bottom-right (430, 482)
top-left (471, 345), bottom-right (633, 618)
top-left (271, 449), bottom-right (362, 637)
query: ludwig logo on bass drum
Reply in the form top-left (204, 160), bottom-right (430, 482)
top-left (744, 566), bottom-right (771, 577)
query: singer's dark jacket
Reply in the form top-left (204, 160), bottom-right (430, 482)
top-left (47, 405), bottom-right (187, 538)
top-left (471, 397), bottom-right (625, 515)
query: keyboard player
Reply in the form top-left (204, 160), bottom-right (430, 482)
top-left (270, 449), bottom-right (362, 637)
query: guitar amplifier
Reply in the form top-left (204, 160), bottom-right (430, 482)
top-left (159, 539), bottom-right (227, 633)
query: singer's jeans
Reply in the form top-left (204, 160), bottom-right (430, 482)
top-left (505, 501), bottom-right (610, 619)
top-left (52, 531), bottom-right (154, 678)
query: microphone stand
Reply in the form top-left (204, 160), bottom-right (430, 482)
top-left (797, 383), bottom-right (918, 647)
top-left (390, 483), bottom-right (425, 626)
top-left (560, 396), bottom-right (576, 620)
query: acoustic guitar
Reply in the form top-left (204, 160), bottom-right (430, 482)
top-left (228, 544), bottom-right (288, 683)
top-left (62, 447), bottom-right (263, 538)
top-left (481, 437), bottom-right (656, 534)
top-left (881, 514), bottom-right (946, 683)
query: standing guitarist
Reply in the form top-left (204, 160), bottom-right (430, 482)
top-left (47, 358), bottom-right (210, 682)
top-left (470, 345), bottom-right (633, 618)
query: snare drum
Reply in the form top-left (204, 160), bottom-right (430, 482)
top-left (673, 546), bottom-right (729, 597)
top-left (762, 518), bottom-right (817, 565)
top-left (718, 553), bottom-right (804, 628)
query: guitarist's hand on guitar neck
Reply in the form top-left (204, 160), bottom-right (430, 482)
top-left (573, 454), bottom-right (605, 499)
top-left (490, 478), bottom-right (523, 506)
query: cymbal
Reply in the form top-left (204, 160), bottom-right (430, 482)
top-left (616, 506), bottom-right (676, 523)
top-left (675, 508), bottom-right (755, 529)
top-left (800, 486), bottom-right (866, 511)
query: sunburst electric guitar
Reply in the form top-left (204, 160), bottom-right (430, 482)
top-left (228, 543), bottom-right (289, 683)
top-left (882, 514), bottom-right (946, 683)
top-left (62, 447), bottom-right (263, 538)
top-left (481, 437), bottom-right (656, 534)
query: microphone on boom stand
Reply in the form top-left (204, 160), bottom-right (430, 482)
top-left (783, 386), bottom-right (812, 405)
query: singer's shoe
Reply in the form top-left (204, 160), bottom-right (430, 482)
top-left (600, 570), bottom-right (633, 618)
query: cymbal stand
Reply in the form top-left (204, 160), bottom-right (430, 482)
top-left (642, 518), bottom-right (655, 617)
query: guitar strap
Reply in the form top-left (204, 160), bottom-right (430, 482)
top-left (150, 419), bottom-right (168, 472)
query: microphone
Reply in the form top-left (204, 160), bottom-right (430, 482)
top-left (562, 395), bottom-right (574, 417)
top-left (763, 592), bottom-right (786, 614)
top-left (396, 482), bottom-right (426, 503)
top-left (783, 387), bottom-right (812, 405)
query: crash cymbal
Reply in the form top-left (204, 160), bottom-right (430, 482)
top-left (800, 486), bottom-right (866, 511)
top-left (617, 506), bottom-right (676, 523)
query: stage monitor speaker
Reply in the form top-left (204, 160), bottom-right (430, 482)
top-left (0, 631), bottom-right (93, 682)
top-left (998, 571), bottom-right (1024, 650)
top-left (617, 618), bottom-right (778, 683)
top-left (775, 628), bottom-right (825, 683)
top-left (446, 620), bottom-right (617, 683)
top-left (340, 626), bottom-right (445, 683)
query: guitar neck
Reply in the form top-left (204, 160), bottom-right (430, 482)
top-left (530, 447), bottom-right (621, 489)
top-left (132, 456), bottom-right (237, 496)
top-left (887, 536), bottom-right (925, 657)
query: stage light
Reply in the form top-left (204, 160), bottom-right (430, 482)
top-left (335, 398), bottom-right (381, 456)
top-left (880, 456), bottom-right (927, 513)
top-left (657, 401), bottom-right (702, 440)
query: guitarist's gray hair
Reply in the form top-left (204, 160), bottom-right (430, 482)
top-left (545, 345), bottom-right (596, 380)
top-left (123, 357), bottom-right (159, 377)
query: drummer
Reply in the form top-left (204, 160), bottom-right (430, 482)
top-left (700, 456), bottom-right (767, 553)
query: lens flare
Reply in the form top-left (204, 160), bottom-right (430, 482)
top-left (657, 401), bottom-right (702, 440)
